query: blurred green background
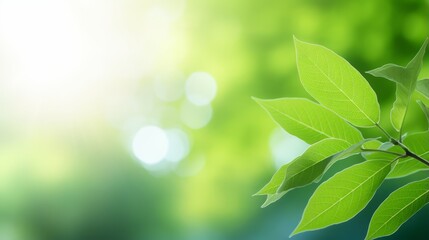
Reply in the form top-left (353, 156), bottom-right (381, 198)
top-left (0, 0), bottom-right (428, 239)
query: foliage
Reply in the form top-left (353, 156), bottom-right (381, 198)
top-left (255, 37), bottom-right (429, 239)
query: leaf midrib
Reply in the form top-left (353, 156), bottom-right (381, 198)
top-left (299, 161), bottom-right (390, 230)
top-left (264, 104), bottom-right (332, 141)
top-left (367, 188), bottom-right (429, 239)
top-left (301, 52), bottom-right (375, 124)
top-left (283, 145), bottom-right (347, 191)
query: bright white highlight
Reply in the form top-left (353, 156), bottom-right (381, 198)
top-left (185, 72), bottom-right (217, 106)
top-left (0, 0), bottom-right (178, 124)
top-left (270, 128), bottom-right (309, 168)
top-left (132, 126), bottom-right (169, 165)
top-left (165, 129), bottom-right (190, 163)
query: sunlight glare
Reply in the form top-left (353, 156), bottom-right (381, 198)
top-left (132, 126), bottom-right (169, 165)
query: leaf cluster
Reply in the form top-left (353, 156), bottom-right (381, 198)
top-left (255, 37), bottom-right (429, 239)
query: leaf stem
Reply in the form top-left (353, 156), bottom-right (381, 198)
top-left (374, 123), bottom-right (429, 167)
top-left (375, 123), bottom-right (394, 140)
top-left (394, 141), bottom-right (429, 167)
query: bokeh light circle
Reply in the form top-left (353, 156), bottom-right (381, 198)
top-left (270, 128), bottom-right (309, 168)
top-left (132, 125), bottom-right (169, 165)
top-left (165, 128), bottom-right (190, 163)
top-left (185, 72), bottom-right (217, 106)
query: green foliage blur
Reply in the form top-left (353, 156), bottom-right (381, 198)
top-left (0, 0), bottom-right (428, 239)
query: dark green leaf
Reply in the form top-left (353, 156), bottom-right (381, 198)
top-left (417, 100), bottom-right (429, 128)
top-left (278, 138), bottom-right (351, 193)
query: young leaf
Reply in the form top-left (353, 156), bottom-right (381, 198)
top-left (416, 79), bottom-right (429, 98)
top-left (365, 178), bottom-right (429, 240)
top-left (278, 138), bottom-right (351, 193)
top-left (388, 131), bottom-right (429, 178)
top-left (291, 159), bottom-right (394, 236)
top-left (254, 98), bottom-right (363, 144)
top-left (391, 86), bottom-right (412, 132)
top-left (255, 163), bottom-right (290, 196)
top-left (417, 100), bottom-right (429, 128)
top-left (367, 38), bottom-right (428, 131)
top-left (294, 37), bottom-right (380, 127)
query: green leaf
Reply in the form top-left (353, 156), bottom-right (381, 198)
top-left (255, 164), bottom-right (290, 208)
top-left (294, 37), bottom-right (380, 127)
top-left (417, 100), bottom-right (429, 128)
top-left (388, 131), bottom-right (429, 178)
top-left (278, 138), bottom-right (351, 193)
top-left (387, 158), bottom-right (426, 179)
top-left (254, 98), bottom-right (363, 144)
top-left (261, 192), bottom-right (287, 208)
top-left (256, 138), bottom-right (371, 207)
top-left (367, 38), bottom-right (428, 131)
top-left (291, 159), bottom-right (394, 236)
top-left (391, 86), bottom-right (411, 132)
top-left (367, 39), bottom-right (428, 87)
top-left (361, 140), bottom-right (383, 150)
top-left (416, 79), bottom-right (429, 98)
top-left (365, 178), bottom-right (429, 240)
top-left (254, 163), bottom-right (290, 196)
top-left (323, 138), bottom-right (377, 172)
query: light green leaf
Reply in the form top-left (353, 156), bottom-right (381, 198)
top-left (387, 158), bottom-right (426, 179)
top-left (417, 100), bottom-right (429, 128)
top-left (278, 138), bottom-right (351, 193)
top-left (388, 131), bottom-right (429, 178)
top-left (291, 159), bottom-right (394, 236)
top-left (361, 140), bottom-right (383, 150)
top-left (261, 192), bottom-right (287, 208)
top-left (254, 98), bottom-right (363, 144)
top-left (323, 138), bottom-right (377, 173)
top-left (365, 178), bottom-right (429, 240)
top-left (367, 38), bottom-right (428, 131)
top-left (294, 37), bottom-right (380, 127)
top-left (363, 147), bottom-right (404, 163)
top-left (254, 163), bottom-right (290, 196)
top-left (391, 86), bottom-right (411, 132)
top-left (416, 79), bottom-right (429, 98)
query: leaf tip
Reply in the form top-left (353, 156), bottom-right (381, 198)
top-left (423, 37), bottom-right (428, 48)
top-left (293, 35), bottom-right (304, 47)
top-left (261, 198), bottom-right (273, 208)
top-left (252, 189), bottom-right (264, 196)
top-left (365, 68), bottom-right (380, 77)
top-left (364, 232), bottom-right (373, 240)
top-left (251, 96), bottom-right (261, 102)
top-left (289, 227), bottom-right (302, 238)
